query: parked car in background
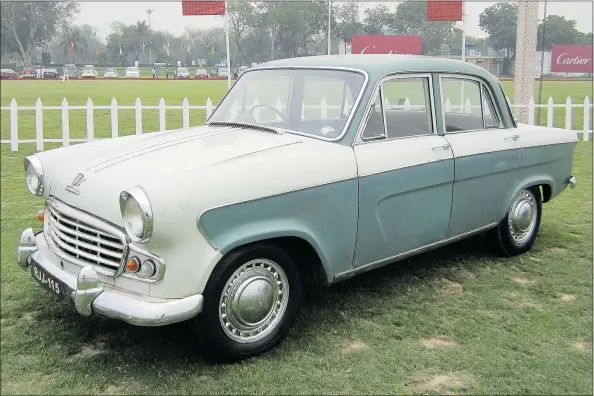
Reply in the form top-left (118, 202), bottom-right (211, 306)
top-left (62, 64), bottom-right (78, 79)
top-left (81, 65), bottom-right (98, 79)
top-left (0, 69), bottom-right (17, 79)
top-left (215, 67), bottom-right (230, 78)
top-left (194, 68), bottom-right (209, 79)
top-left (103, 67), bottom-right (119, 79)
top-left (176, 67), bottom-right (190, 79)
top-left (15, 55), bottom-right (579, 362)
top-left (20, 68), bottom-right (37, 78)
top-left (124, 67), bottom-right (140, 79)
top-left (237, 66), bottom-right (249, 78)
top-left (42, 68), bottom-right (59, 79)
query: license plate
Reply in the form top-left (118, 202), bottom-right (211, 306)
top-left (30, 261), bottom-right (73, 303)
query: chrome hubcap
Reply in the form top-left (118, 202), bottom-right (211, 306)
top-left (219, 259), bottom-right (289, 343)
top-left (508, 189), bottom-right (538, 245)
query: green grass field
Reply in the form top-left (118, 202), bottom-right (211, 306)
top-left (1, 79), bottom-right (592, 394)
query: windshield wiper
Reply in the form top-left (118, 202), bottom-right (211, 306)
top-left (207, 121), bottom-right (284, 135)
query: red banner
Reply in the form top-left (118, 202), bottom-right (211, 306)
top-left (182, 1), bottom-right (226, 16)
top-left (550, 45), bottom-right (593, 73)
top-left (426, 1), bottom-right (462, 21)
top-left (351, 35), bottom-right (422, 55)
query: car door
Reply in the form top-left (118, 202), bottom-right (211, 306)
top-left (353, 74), bottom-right (455, 268)
top-left (439, 74), bottom-right (522, 237)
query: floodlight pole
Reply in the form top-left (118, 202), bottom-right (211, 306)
top-left (225, 1), bottom-right (231, 89)
top-left (147, 8), bottom-right (154, 65)
top-left (327, 1), bottom-right (332, 55)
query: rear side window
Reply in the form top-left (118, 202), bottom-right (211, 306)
top-left (440, 76), bottom-right (502, 132)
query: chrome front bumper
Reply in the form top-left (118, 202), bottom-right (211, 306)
top-left (16, 228), bottom-right (203, 327)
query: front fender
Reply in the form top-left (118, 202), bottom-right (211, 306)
top-left (197, 179), bottom-right (359, 282)
top-left (199, 218), bottom-right (331, 277)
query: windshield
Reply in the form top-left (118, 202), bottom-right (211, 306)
top-left (208, 68), bottom-right (365, 140)
top-left (105, 68), bottom-right (116, 72)
top-left (83, 66), bottom-right (94, 71)
top-left (178, 68), bottom-right (188, 72)
top-left (196, 69), bottom-right (206, 73)
top-left (127, 67), bottom-right (139, 72)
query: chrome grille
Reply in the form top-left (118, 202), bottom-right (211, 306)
top-left (45, 198), bottom-right (126, 274)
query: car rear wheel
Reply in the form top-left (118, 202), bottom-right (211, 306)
top-left (195, 243), bottom-right (302, 362)
top-left (491, 187), bottom-right (542, 257)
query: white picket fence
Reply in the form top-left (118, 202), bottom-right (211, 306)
top-left (1, 95), bottom-right (592, 152)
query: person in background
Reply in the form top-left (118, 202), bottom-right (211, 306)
top-left (151, 67), bottom-right (156, 79)
top-left (165, 68), bottom-right (169, 79)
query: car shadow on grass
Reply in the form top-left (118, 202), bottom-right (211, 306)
top-left (46, 233), bottom-right (499, 366)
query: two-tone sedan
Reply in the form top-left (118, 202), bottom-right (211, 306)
top-left (16, 55), bottom-right (578, 362)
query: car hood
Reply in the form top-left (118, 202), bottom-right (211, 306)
top-left (41, 125), bottom-right (312, 225)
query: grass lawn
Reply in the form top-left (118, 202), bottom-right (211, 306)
top-left (1, 78), bottom-right (593, 394)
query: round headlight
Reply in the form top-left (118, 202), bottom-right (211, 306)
top-left (24, 156), bottom-right (44, 196)
top-left (119, 187), bottom-right (153, 243)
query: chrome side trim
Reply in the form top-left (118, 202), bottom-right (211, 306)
top-left (333, 222), bottom-right (499, 283)
top-left (206, 66), bottom-right (370, 143)
top-left (354, 73), bottom-right (438, 146)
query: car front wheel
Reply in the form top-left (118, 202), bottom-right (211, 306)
top-left (195, 243), bottom-right (302, 361)
top-left (492, 187), bottom-right (542, 256)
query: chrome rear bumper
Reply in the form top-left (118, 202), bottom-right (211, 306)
top-left (568, 175), bottom-right (577, 189)
top-left (16, 228), bottom-right (203, 327)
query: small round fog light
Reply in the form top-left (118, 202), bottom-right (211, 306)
top-left (126, 257), bottom-right (140, 273)
top-left (138, 259), bottom-right (156, 278)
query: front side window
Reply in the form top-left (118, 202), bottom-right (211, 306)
top-left (382, 77), bottom-right (433, 138)
top-left (361, 90), bottom-right (385, 140)
top-left (361, 76), bottom-right (434, 141)
top-left (208, 68), bottom-right (366, 140)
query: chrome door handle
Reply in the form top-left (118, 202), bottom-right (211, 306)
top-left (432, 144), bottom-right (451, 151)
top-left (505, 134), bottom-right (520, 141)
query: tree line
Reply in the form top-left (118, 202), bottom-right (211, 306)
top-left (1, 1), bottom-right (592, 69)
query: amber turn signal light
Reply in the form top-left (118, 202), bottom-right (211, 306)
top-left (37, 210), bottom-right (44, 222)
top-left (126, 257), bottom-right (140, 273)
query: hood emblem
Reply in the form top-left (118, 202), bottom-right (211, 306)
top-left (65, 173), bottom-right (85, 195)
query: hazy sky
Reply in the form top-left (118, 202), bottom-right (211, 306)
top-left (75, 1), bottom-right (593, 41)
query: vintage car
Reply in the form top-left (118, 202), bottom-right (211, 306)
top-left (81, 64), bottom-right (98, 78)
top-left (16, 55), bottom-right (578, 361)
top-left (0, 68), bottom-right (17, 79)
